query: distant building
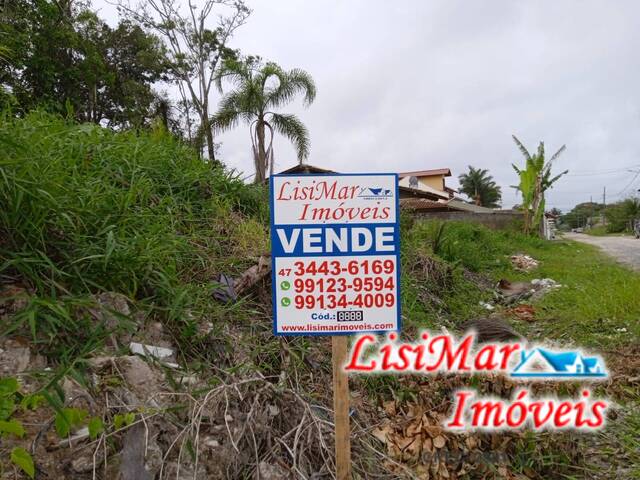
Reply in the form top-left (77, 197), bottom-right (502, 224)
top-left (398, 168), bottom-right (456, 200)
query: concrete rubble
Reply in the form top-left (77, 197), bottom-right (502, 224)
top-left (510, 254), bottom-right (540, 271)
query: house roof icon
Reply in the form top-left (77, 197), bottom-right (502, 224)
top-left (511, 348), bottom-right (607, 378)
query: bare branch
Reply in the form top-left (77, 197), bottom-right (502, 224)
top-left (112, 0), bottom-right (251, 163)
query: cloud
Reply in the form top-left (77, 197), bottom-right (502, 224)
top-left (94, 0), bottom-right (640, 210)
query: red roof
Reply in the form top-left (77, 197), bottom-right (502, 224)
top-left (277, 164), bottom-right (336, 175)
top-left (398, 185), bottom-right (446, 201)
top-left (400, 198), bottom-right (463, 212)
top-left (399, 168), bottom-right (451, 178)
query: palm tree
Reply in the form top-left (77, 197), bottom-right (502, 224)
top-left (212, 59), bottom-right (316, 183)
top-left (458, 166), bottom-right (502, 208)
top-left (511, 135), bottom-right (568, 235)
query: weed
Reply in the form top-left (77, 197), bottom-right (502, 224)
top-left (0, 112), bottom-right (268, 361)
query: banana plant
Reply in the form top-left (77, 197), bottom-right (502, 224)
top-left (512, 136), bottom-right (568, 235)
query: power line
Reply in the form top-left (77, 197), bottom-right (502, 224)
top-left (612, 170), bottom-right (640, 197)
top-left (565, 164), bottom-right (640, 177)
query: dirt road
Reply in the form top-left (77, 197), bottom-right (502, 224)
top-left (563, 232), bottom-right (640, 271)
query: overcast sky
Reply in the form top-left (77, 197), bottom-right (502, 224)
top-left (95, 0), bottom-right (640, 211)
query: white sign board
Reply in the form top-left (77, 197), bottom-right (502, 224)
top-left (270, 173), bottom-right (401, 335)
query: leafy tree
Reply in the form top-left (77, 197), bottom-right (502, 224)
top-left (512, 135), bottom-right (568, 235)
top-left (116, 0), bottom-right (250, 164)
top-left (458, 166), bottom-right (502, 207)
top-left (90, 19), bottom-right (170, 127)
top-left (212, 58), bottom-right (316, 183)
top-left (0, 1), bottom-right (169, 128)
top-left (549, 207), bottom-right (562, 217)
top-left (0, 31), bottom-right (11, 106)
top-left (560, 202), bottom-right (603, 229)
top-left (604, 198), bottom-right (640, 233)
top-left (0, 34), bottom-right (9, 61)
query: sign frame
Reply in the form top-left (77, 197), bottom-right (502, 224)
top-left (269, 172), bottom-right (402, 337)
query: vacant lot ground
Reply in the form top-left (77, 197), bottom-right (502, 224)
top-left (564, 232), bottom-right (640, 271)
top-left (2, 114), bottom-right (638, 479)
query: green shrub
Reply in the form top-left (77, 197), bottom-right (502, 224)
top-left (405, 220), bottom-right (544, 272)
top-left (604, 198), bottom-right (640, 233)
top-left (0, 111), bottom-right (268, 353)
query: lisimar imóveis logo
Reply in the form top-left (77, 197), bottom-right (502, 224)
top-left (510, 347), bottom-right (607, 379)
top-left (357, 187), bottom-right (393, 199)
top-left (343, 332), bottom-right (610, 431)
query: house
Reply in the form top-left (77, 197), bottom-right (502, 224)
top-left (275, 164), bottom-right (445, 201)
top-left (398, 168), bottom-right (456, 200)
top-left (277, 164), bottom-right (335, 175)
top-left (511, 348), bottom-right (606, 378)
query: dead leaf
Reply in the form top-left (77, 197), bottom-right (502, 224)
top-left (508, 304), bottom-right (536, 322)
top-left (372, 424), bottom-right (392, 444)
top-left (424, 425), bottom-right (442, 438)
top-left (433, 435), bottom-right (446, 449)
top-left (422, 436), bottom-right (433, 453)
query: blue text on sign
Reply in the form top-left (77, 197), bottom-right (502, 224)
top-left (272, 224), bottom-right (398, 257)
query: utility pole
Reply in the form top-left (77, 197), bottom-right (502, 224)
top-left (602, 187), bottom-right (606, 226)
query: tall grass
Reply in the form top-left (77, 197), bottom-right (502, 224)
top-left (406, 220), bottom-right (546, 272)
top-left (405, 219), bottom-right (640, 348)
top-left (0, 111), bottom-right (268, 356)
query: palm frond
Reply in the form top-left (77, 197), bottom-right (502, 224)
top-left (537, 141), bottom-right (545, 162)
top-left (286, 68), bottom-right (316, 105)
top-left (549, 144), bottom-right (567, 164)
top-left (210, 91), bottom-right (248, 132)
top-left (268, 113), bottom-right (310, 161)
top-left (266, 66), bottom-right (316, 109)
top-left (512, 135), bottom-right (531, 160)
top-left (458, 165), bottom-right (502, 207)
top-left (259, 62), bottom-right (288, 101)
top-left (215, 57), bottom-right (252, 94)
top-left (544, 169), bottom-right (569, 189)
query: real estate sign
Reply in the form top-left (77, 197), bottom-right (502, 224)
top-left (270, 173), bottom-right (401, 335)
